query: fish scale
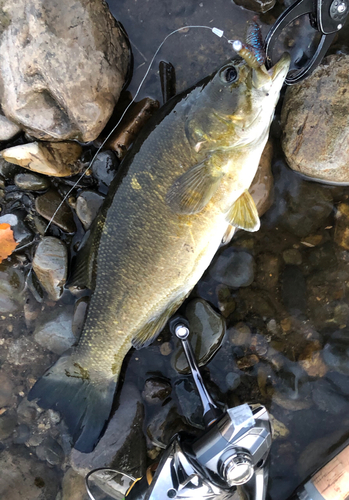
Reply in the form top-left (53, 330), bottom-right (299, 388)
top-left (29, 50), bottom-right (290, 452)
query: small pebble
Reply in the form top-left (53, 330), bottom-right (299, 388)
top-left (14, 172), bottom-right (50, 191)
top-left (36, 436), bottom-right (64, 466)
top-left (35, 190), bottom-right (76, 233)
top-left (0, 371), bottom-right (15, 407)
top-left (32, 237), bottom-right (68, 301)
top-left (236, 354), bottom-right (259, 370)
top-left (142, 378), bottom-right (172, 405)
top-left (160, 342), bottom-right (172, 356)
top-left (75, 191), bottom-right (104, 229)
top-left (228, 322), bottom-right (252, 346)
top-left (282, 248), bottom-right (302, 265)
top-left (0, 414), bottom-right (16, 440)
top-left (209, 249), bottom-right (255, 288)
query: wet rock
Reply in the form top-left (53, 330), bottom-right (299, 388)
top-left (225, 372), bottom-right (241, 390)
top-left (270, 414), bottom-right (290, 439)
top-left (75, 191), bottom-right (104, 229)
top-left (160, 342), bottom-right (172, 356)
top-left (172, 299), bottom-right (225, 374)
top-left (0, 0), bottom-right (130, 142)
top-left (228, 322), bottom-right (252, 346)
top-left (91, 150), bottom-right (119, 189)
top-left (1, 142), bottom-right (82, 177)
top-left (0, 156), bottom-right (24, 179)
top-left (280, 183), bottom-right (333, 238)
top-left (13, 424), bottom-right (30, 444)
top-left (34, 306), bottom-right (75, 355)
top-left (323, 339), bottom-right (349, 375)
top-left (7, 336), bottom-right (44, 366)
top-left (216, 285), bottom-right (236, 318)
top-left (0, 262), bottom-right (25, 313)
top-left (35, 190), bottom-right (76, 233)
top-left (105, 98), bottom-right (160, 159)
top-left (334, 203), bottom-right (349, 250)
top-left (146, 402), bottom-right (190, 449)
top-left (36, 436), bottom-right (64, 466)
top-left (0, 413), bottom-right (16, 441)
top-left (0, 213), bottom-right (33, 248)
top-left (232, 0), bottom-right (275, 13)
top-left (236, 354), bottom-right (259, 370)
top-left (281, 55), bottom-right (349, 183)
top-left (0, 446), bottom-right (60, 500)
top-left (298, 349), bottom-right (328, 378)
top-left (255, 253), bottom-right (280, 291)
top-left (282, 248), bottom-right (302, 266)
top-left (312, 378), bottom-right (349, 414)
top-left (17, 398), bottom-right (39, 424)
top-left (32, 237), bottom-right (68, 301)
top-left (0, 113), bottom-right (21, 141)
top-left (71, 383), bottom-right (146, 479)
top-left (142, 378), bottom-right (172, 405)
top-left (281, 265), bottom-right (307, 316)
top-left (307, 267), bottom-right (349, 328)
top-left (306, 241), bottom-right (337, 271)
top-left (61, 468), bottom-right (89, 500)
top-left (250, 141), bottom-right (274, 217)
top-left (174, 378), bottom-right (205, 429)
top-left (14, 173), bottom-right (50, 191)
top-left (0, 371), bottom-right (15, 407)
top-left (209, 248), bottom-right (255, 288)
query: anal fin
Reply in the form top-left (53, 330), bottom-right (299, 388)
top-left (226, 190), bottom-right (260, 232)
top-left (132, 297), bottom-right (185, 350)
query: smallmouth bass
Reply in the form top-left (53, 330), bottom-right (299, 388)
top-left (29, 47), bottom-right (290, 452)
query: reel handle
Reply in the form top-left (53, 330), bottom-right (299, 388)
top-left (169, 316), bottom-right (223, 426)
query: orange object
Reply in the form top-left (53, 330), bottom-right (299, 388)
top-left (0, 223), bottom-right (18, 262)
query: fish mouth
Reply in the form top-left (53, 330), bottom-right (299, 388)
top-left (268, 52), bottom-right (291, 84)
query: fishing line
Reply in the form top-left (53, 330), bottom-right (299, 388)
top-left (45, 25), bottom-right (236, 233)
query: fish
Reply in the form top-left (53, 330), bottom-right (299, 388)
top-left (28, 41), bottom-right (290, 453)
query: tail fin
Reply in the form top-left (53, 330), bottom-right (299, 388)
top-left (28, 350), bottom-right (117, 453)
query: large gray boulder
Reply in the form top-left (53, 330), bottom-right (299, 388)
top-left (0, 0), bottom-right (130, 142)
top-left (281, 54), bottom-right (349, 184)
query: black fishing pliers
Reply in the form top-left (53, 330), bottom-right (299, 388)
top-left (265, 0), bottom-right (349, 83)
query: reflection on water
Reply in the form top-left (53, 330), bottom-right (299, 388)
top-left (1, 0), bottom-right (349, 499)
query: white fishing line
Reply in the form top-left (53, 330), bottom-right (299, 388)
top-left (45, 24), bottom-right (235, 232)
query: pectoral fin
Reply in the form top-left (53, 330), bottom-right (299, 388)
top-left (226, 190), bottom-right (260, 232)
top-left (166, 158), bottom-right (223, 215)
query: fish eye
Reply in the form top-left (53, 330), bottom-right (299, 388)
top-left (220, 66), bottom-right (238, 84)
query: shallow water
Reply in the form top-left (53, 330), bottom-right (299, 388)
top-left (1, 0), bottom-right (349, 499)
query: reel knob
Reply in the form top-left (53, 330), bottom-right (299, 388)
top-left (221, 451), bottom-right (254, 486)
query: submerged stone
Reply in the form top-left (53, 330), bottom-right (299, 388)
top-left (0, 262), bottom-right (25, 313)
top-left (91, 151), bottom-right (119, 189)
top-left (209, 249), bottom-right (255, 288)
top-left (32, 237), bottom-right (68, 301)
top-left (34, 306), bottom-right (75, 355)
top-left (172, 299), bottom-right (225, 374)
top-left (1, 142), bottom-right (83, 177)
top-left (76, 191), bottom-right (104, 230)
top-left (142, 378), bottom-right (172, 405)
top-left (36, 436), bottom-right (64, 466)
top-left (14, 173), bottom-right (50, 191)
top-left (35, 190), bottom-right (76, 233)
